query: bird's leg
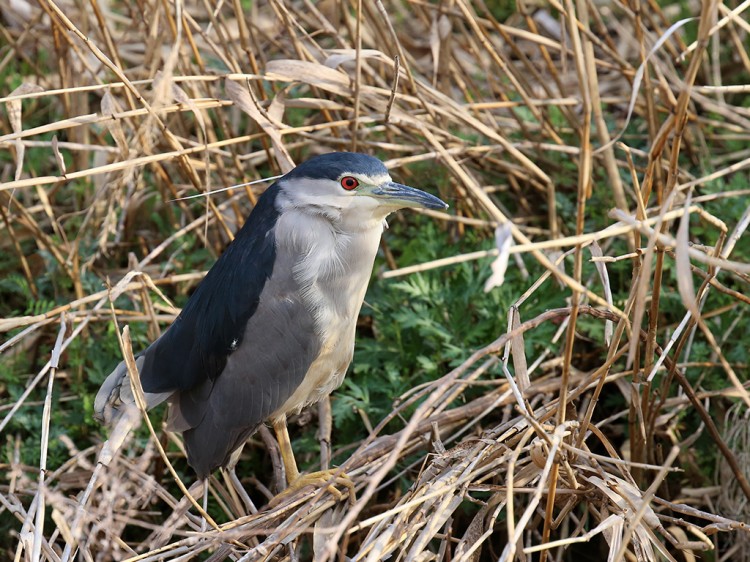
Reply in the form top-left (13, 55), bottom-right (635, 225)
top-left (222, 446), bottom-right (258, 515)
top-left (271, 416), bottom-right (355, 504)
top-left (226, 467), bottom-right (258, 515)
top-left (200, 478), bottom-right (209, 532)
top-left (272, 416), bottom-right (300, 484)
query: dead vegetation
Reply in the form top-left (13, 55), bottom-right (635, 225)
top-left (1, 0), bottom-right (750, 560)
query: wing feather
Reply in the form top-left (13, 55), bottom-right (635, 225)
top-left (138, 183), bottom-right (282, 396)
top-left (181, 267), bottom-right (320, 477)
top-left (108, 182), bottom-right (322, 478)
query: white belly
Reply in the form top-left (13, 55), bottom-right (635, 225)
top-left (272, 327), bottom-right (355, 419)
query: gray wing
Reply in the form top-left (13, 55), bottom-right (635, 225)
top-left (95, 184), bottom-right (283, 427)
top-left (177, 260), bottom-right (320, 479)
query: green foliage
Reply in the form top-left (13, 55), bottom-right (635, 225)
top-left (329, 216), bottom-right (560, 449)
top-left (0, 272), bottom-right (34, 316)
top-left (483, 0), bottom-right (517, 22)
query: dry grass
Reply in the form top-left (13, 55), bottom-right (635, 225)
top-left (2, 0), bottom-right (750, 560)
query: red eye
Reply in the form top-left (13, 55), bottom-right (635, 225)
top-left (341, 176), bottom-right (359, 191)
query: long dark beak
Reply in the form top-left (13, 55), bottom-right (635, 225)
top-left (371, 181), bottom-right (448, 210)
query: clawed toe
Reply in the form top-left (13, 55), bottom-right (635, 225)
top-left (271, 469), bottom-right (355, 507)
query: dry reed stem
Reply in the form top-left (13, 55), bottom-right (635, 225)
top-left (2, 0), bottom-right (749, 560)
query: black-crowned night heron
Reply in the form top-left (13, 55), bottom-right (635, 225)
top-left (95, 152), bottom-right (447, 493)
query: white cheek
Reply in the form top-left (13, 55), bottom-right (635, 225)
top-left (346, 194), bottom-right (384, 213)
top-left (338, 197), bottom-right (391, 229)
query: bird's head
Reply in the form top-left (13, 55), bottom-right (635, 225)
top-left (277, 152), bottom-right (448, 223)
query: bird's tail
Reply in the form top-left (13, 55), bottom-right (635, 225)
top-left (94, 355), bottom-right (171, 424)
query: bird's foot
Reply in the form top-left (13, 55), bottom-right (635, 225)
top-left (271, 469), bottom-right (356, 506)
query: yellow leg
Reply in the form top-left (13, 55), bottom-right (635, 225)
top-left (271, 416), bottom-right (355, 504)
top-left (272, 416), bottom-right (300, 484)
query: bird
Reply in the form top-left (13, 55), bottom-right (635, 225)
top-left (95, 152), bottom-right (448, 495)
